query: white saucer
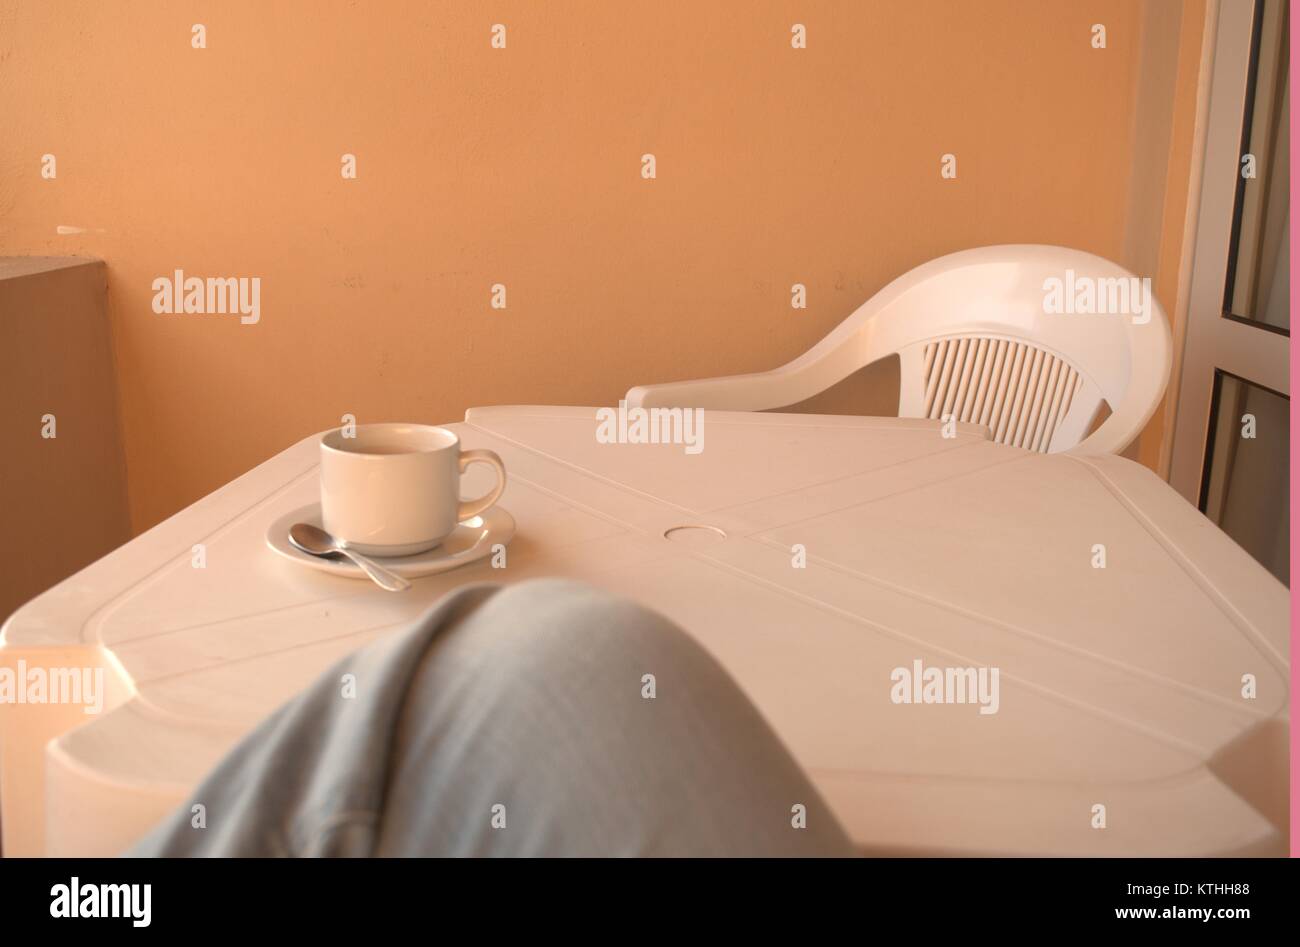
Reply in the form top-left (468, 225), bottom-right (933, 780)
top-left (266, 503), bottom-right (514, 579)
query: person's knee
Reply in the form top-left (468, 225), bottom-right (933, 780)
top-left (426, 579), bottom-right (725, 721)
top-left (455, 579), bottom-right (699, 666)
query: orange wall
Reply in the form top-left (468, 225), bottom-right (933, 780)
top-left (3, 0), bottom-right (1158, 532)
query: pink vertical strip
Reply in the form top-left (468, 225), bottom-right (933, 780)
top-left (1290, 0), bottom-right (1299, 859)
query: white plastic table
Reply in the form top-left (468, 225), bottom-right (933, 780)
top-left (0, 408), bottom-right (1289, 857)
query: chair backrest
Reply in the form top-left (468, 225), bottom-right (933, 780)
top-left (785, 244), bottom-right (1172, 454)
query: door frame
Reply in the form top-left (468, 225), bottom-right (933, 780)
top-left (1169, 0), bottom-right (1291, 502)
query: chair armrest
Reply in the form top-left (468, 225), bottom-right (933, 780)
top-left (626, 369), bottom-right (811, 410)
top-left (627, 286), bottom-right (903, 411)
top-left (1066, 308), bottom-right (1172, 456)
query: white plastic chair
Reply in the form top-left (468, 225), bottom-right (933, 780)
top-left (626, 245), bottom-right (1171, 455)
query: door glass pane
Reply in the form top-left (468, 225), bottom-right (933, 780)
top-left (1223, 0), bottom-right (1289, 333)
top-left (1200, 371), bottom-right (1290, 585)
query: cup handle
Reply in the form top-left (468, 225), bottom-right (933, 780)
top-left (458, 448), bottom-right (507, 521)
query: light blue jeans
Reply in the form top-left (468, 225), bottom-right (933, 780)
top-left (128, 579), bottom-right (855, 856)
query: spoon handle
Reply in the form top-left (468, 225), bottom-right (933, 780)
top-left (337, 547), bottom-right (411, 591)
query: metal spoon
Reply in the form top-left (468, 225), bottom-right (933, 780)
top-left (289, 523), bottom-right (411, 592)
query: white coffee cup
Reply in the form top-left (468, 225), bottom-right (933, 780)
top-left (319, 423), bottom-right (507, 556)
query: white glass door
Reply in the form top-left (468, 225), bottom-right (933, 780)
top-left (1171, 0), bottom-right (1290, 585)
